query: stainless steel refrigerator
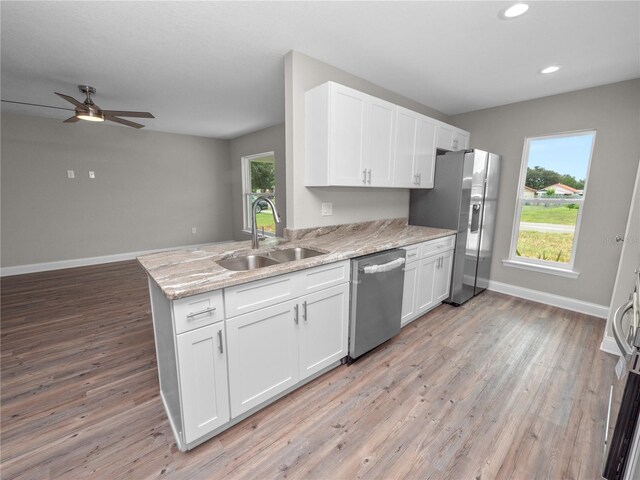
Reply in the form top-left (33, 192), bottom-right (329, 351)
top-left (409, 149), bottom-right (500, 306)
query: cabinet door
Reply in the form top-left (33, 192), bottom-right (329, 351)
top-left (299, 283), bottom-right (349, 379)
top-left (436, 124), bottom-right (454, 151)
top-left (329, 84), bottom-right (367, 186)
top-left (416, 255), bottom-right (438, 314)
top-left (366, 97), bottom-right (395, 187)
top-left (226, 301), bottom-right (299, 417)
top-left (177, 323), bottom-right (230, 444)
top-left (401, 260), bottom-right (419, 326)
top-left (392, 107), bottom-right (419, 188)
top-left (414, 116), bottom-right (437, 189)
top-left (434, 250), bottom-right (454, 302)
top-left (452, 129), bottom-right (469, 151)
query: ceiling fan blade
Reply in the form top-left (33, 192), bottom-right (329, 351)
top-left (55, 92), bottom-right (87, 110)
top-left (1, 99), bottom-right (74, 111)
top-left (104, 114), bottom-right (145, 129)
top-left (100, 110), bottom-right (154, 118)
top-left (63, 115), bottom-right (80, 123)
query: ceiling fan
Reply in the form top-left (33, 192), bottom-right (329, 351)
top-left (54, 85), bottom-right (155, 129)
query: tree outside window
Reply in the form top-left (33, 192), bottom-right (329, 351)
top-left (242, 153), bottom-right (276, 234)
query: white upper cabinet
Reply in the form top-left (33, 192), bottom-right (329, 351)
top-left (305, 82), bottom-right (366, 186)
top-left (436, 123), bottom-right (470, 152)
top-left (391, 107), bottom-right (418, 188)
top-left (306, 82), bottom-right (394, 187)
top-left (391, 108), bottom-right (437, 188)
top-left (366, 96), bottom-right (396, 187)
top-left (414, 115), bottom-right (438, 188)
top-left (305, 81), bottom-right (469, 188)
top-left (328, 85), bottom-right (368, 185)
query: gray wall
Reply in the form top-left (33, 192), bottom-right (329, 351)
top-left (1, 112), bottom-right (233, 267)
top-left (284, 51), bottom-right (450, 230)
top-left (450, 79), bottom-right (640, 307)
top-left (228, 123), bottom-right (286, 240)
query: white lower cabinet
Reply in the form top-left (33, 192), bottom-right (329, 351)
top-left (434, 250), bottom-right (453, 303)
top-left (401, 260), bottom-right (419, 326)
top-left (226, 282), bottom-right (350, 417)
top-left (224, 260), bottom-right (351, 419)
top-left (299, 283), bottom-right (349, 379)
top-left (416, 255), bottom-right (438, 314)
top-left (177, 322), bottom-right (230, 444)
top-left (401, 236), bottom-right (455, 326)
top-left (226, 301), bottom-right (299, 417)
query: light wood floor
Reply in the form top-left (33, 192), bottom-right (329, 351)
top-left (1, 261), bottom-right (616, 479)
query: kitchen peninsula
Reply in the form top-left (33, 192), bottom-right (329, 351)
top-left (138, 218), bottom-right (455, 450)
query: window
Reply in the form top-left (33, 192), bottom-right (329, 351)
top-left (507, 130), bottom-right (596, 275)
top-left (242, 152), bottom-right (276, 234)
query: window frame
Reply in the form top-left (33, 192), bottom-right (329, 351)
top-left (241, 151), bottom-right (276, 235)
top-left (506, 130), bottom-right (596, 276)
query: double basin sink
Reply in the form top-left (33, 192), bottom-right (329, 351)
top-left (217, 247), bottom-right (325, 271)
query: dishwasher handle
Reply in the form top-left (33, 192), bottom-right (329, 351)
top-left (361, 257), bottom-right (405, 275)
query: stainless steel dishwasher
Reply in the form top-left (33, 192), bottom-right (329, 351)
top-left (348, 249), bottom-right (406, 361)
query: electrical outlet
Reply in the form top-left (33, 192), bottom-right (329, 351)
top-left (67, 170), bottom-right (75, 179)
top-left (89, 171), bottom-right (95, 179)
top-left (321, 202), bottom-right (333, 216)
top-left (191, 227), bottom-right (197, 234)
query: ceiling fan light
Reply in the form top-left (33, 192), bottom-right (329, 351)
top-left (499, 3), bottom-right (529, 19)
top-left (539, 65), bottom-right (562, 74)
top-left (76, 108), bottom-right (104, 122)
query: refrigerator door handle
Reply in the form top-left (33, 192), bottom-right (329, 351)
top-left (470, 204), bottom-right (481, 232)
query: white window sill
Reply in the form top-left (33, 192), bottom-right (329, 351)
top-left (502, 259), bottom-right (580, 279)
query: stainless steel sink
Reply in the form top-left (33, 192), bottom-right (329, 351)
top-left (217, 254), bottom-right (279, 271)
top-left (266, 247), bottom-right (325, 263)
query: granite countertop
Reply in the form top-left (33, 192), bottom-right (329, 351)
top-left (137, 219), bottom-right (455, 300)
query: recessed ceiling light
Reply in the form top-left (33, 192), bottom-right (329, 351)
top-left (540, 65), bottom-right (561, 74)
top-left (499, 3), bottom-right (529, 19)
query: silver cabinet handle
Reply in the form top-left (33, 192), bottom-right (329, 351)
top-left (294, 304), bottom-right (299, 324)
top-left (367, 169), bottom-right (372, 184)
top-left (186, 306), bottom-right (216, 319)
top-left (302, 301), bottom-right (307, 321)
top-left (362, 169), bottom-right (367, 184)
top-left (417, 172), bottom-right (421, 185)
top-left (413, 174), bottom-right (417, 185)
top-left (217, 330), bottom-right (224, 354)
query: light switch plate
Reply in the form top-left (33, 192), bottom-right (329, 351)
top-left (191, 227), bottom-right (197, 234)
top-left (89, 171), bottom-right (95, 179)
top-left (321, 202), bottom-right (333, 216)
top-left (67, 170), bottom-right (75, 179)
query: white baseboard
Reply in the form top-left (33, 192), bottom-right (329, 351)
top-left (600, 335), bottom-right (621, 356)
top-left (487, 280), bottom-right (609, 319)
top-left (0, 241), bottom-right (232, 277)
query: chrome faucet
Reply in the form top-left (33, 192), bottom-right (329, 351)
top-left (251, 195), bottom-right (280, 249)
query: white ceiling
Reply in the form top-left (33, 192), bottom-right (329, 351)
top-left (2, 1), bottom-right (638, 139)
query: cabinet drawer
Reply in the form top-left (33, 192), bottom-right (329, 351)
top-left (224, 273), bottom-right (298, 318)
top-left (402, 244), bottom-right (420, 263)
top-left (299, 260), bottom-right (350, 295)
top-left (421, 235), bottom-right (456, 258)
top-left (173, 290), bottom-right (224, 334)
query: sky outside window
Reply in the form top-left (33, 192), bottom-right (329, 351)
top-left (527, 134), bottom-right (594, 180)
